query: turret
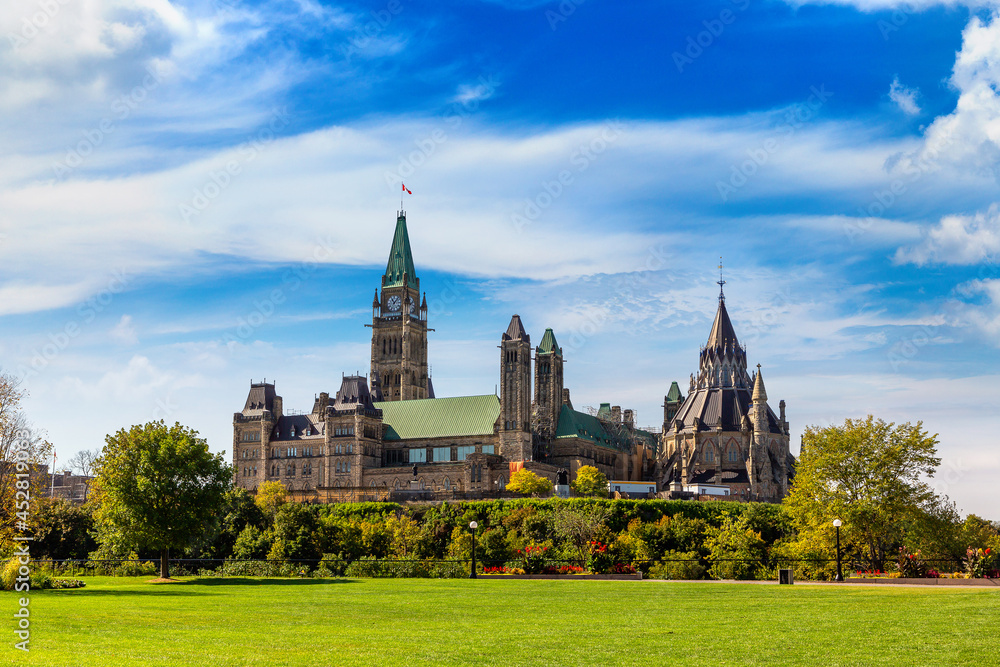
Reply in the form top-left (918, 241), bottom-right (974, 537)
top-left (499, 315), bottom-right (532, 461)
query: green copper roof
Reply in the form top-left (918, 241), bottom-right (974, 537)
top-left (374, 395), bottom-right (500, 441)
top-left (537, 328), bottom-right (562, 355)
top-left (596, 403), bottom-right (612, 420)
top-left (555, 404), bottom-right (658, 454)
top-left (382, 213), bottom-right (418, 289)
top-left (666, 381), bottom-right (683, 403)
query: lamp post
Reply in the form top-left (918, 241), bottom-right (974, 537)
top-left (469, 521), bottom-right (478, 579)
top-left (833, 519), bottom-right (843, 582)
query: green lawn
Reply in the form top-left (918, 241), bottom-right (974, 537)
top-left (2, 577), bottom-right (998, 666)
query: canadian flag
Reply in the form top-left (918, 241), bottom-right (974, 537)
top-left (402, 184), bottom-right (412, 195)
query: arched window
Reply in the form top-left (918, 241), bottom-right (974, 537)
top-left (393, 478), bottom-right (400, 489)
top-left (497, 475), bottom-right (506, 491)
top-left (704, 447), bottom-right (714, 463)
top-left (729, 448), bottom-right (739, 462)
top-left (444, 477), bottom-right (451, 491)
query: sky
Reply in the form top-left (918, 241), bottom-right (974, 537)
top-left (1, 0), bottom-right (998, 516)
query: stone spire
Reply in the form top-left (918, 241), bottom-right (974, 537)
top-left (752, 364), bottom-right (767, 402)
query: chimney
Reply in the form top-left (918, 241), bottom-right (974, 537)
top-left (623, 409), bottom-right (634, 430)
top-left (611, 406), bottom-right (622, 424)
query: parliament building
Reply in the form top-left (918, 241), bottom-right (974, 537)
top-left (233, 211), bottom-right (793, 502)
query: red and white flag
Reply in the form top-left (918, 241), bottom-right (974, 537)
top-left (402, 183), bottom-right (412, 195)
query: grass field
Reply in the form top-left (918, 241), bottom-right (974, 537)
top-left (2, 577), bottom-right (998, 666)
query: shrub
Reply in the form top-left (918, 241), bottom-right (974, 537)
top-left (51, 579), bottom-right (86, 589)
top-left (648, 551), bottom-right (706, 580)
top-left (29, 571), bottom-right (52, 590)
top-left (587, 540), bottom-right (614, 574)
top-left (965, 548), bottom-right (998, 579)
top-left (2, 557), bottom-right (21, 591)
top-left (343, 557), bottom-right (464, 579)
top-left (513, 545), bottom-right (551, 574)
top-left (896, 548), bottom-right (928, 578)
top-left (705, 517), bottom-right (768, 580)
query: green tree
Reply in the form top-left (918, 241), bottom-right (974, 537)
top-left (92, 421), bottom-right (230, 579)
top-left (32, 498), bottom-right (95, 560)
top-left (783, 415), bottom-right (942, 573)
top-left (255, 480), bottom-right (287, 519)
top-left (571, 466), bottom-right (608, 497)
top-left (705, 516), bottom-right (768, 580)
top-left (505, 469), bottom-right (553, 497)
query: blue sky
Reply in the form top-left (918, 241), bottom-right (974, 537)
top-left (1, 0), bottom-right (998, 515)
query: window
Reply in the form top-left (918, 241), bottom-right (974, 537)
top-left (456, 445), bottom-right (476, 461)
top-left (289, 447), bottom-right (297, 457)
top-left (287, 463), bottom-right (295, 476)
top-left (704, 448), bottom-right (714, 463)
top-left (433, 447), bottom-right (451, 463)
top-left (729, 448), bottom-right (739, 462)
top-left (290, 426), bottom-right (296, 437)
top-left (347, 444), bottom-right (353, 454)
top-left (305, 427), bottom-right (311, 436)
top-left (410, 448), bottom-right (427, 464)
top-left (335, 444), bottom-right (341, 455)
top-left (444, 477), bottom-right (451, 491)
top-left (482, 445), bottom-right (495, 455)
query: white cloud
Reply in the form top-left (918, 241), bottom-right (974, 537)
top-left (889, 12), bottom-right (1000, 181)
top-left (889, 76), bottom-right (921, 115)
top-left (952, 278), bottom-right (1000, 341)
top-left (784, 0), bottom-right (996, 9)
top-left (111, 314), bottom-right (138, 345)
top-left (896, 204), bottom-right (1000, 265)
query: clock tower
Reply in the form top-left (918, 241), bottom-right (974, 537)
top-left (369, 211), bottom-right (430, 401)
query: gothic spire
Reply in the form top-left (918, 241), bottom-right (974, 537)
top-left (382, 211), bottom-right (418, 289)
top-left (752, 364), bottom-right (768, 402)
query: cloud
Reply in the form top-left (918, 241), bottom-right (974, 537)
top-left (895, 204), bottom-right (1000, 265)
top-left (111, 314), bottom-right (138, 345)
top-left (889, 76), bottom-right (921, 115)
top-left (952, 278), bottom-right (1000, 342)
top-left (888, 12), bottom-right (1000, 182)
top-left (783, 0), bottom-right (996, 9)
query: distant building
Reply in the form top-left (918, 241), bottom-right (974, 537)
top-left (46, 470), bottom-right (93, 504)
top-left (232, 211), bottom-right (658, 502)
top-left (657, 281), bottom-right (794, 501)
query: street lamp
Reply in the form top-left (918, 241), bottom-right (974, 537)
top-left (833, 519), bottom-right (843, 582)
top-left (469, 521), bottom-right (478, 579)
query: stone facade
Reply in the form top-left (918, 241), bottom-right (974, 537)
top-left (656, 286), bottom-right (793, 501)
top-left (233, 210), bottom-right (789, 503)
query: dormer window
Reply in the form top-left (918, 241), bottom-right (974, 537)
top-left (290, 426), bottom-right (296, 437)
top-left (305, 427), bottom-right (311, 436)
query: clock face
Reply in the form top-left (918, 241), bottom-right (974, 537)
top-left (387, 295), bottom-right (401, 312)
top-left (407, 297), bottom-right (416, 314)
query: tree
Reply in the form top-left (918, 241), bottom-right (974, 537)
top-left (33, 498), bottom-right (96, 560)
top-left (0, 372), bottom-right (53, 545)
top-left (783, 415), bottom-right (942, 572)
top-left (255, 480), bottom-right (287, 519)
top-left (67, 448), bottom-right (99, 501)
top-left (92, 421), bottom-right (231, 579)
top-left (550, 503), bottom-right (611, 564)
top-left (571, 465), bottom-right (608, 497)
top-left (505, 469), bottom-right (553, 497)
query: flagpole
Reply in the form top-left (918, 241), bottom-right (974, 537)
top-left (50, 450), bottom-right (56, 498)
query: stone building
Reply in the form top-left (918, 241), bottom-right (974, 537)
top-left (657, 282), bottom-right (794, 501)
top-left (233, 210), bottom-right (658, 502)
